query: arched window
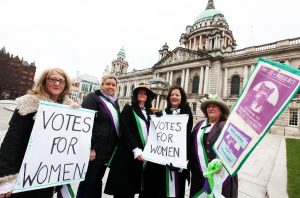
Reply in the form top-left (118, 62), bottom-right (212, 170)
top-left (123, 85), bottom-right (127, 97)
top-left (192, 75), bottom-right (199, 93)
top-left (176, 77), bottom-right (181, 86)
top-left (131, 85), bottom-right (135, 96)
top-left (231, 75), bottom-right (240, 96)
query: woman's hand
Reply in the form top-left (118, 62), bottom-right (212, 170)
top-left (71, 103), bottom-right (81, 108)
top-left (136, 154), bottom-right (144, 161)
top-left (0, 192), bottom-right (12, 198)
top-left (89, 149), bottom-right (96, 161)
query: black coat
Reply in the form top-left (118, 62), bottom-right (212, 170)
top-left (189, 120), bottom-right (238, 198)
top-left (104, 104), bottom-right (152, 195)
top-left (0, 94), bottom-right (74, 197)
top-left (142, 105), bottom-right (193, 198)
top-left (82, 90), bottom-right (120, 161)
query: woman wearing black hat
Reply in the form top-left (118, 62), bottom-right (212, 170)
top-left (189, 94), bottom-right (238, 198)
top-left (104, 83), bottom-right (156, 198)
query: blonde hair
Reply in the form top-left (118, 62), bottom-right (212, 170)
top-left (28, 68), bottom-right (72, 102)
top-left (100, 74), bottom-right (118, 87)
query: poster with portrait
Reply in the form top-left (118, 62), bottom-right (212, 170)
top-left (214, 58), bottom-right (300, 175)
top-left (13, 101), bottom-right (95, 193)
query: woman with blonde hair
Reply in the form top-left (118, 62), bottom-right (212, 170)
top-left (0, 68), bottom-right (78, 198)
top-left (77, 74), bottom-right (120, 198)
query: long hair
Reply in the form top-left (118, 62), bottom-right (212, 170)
top-left (28, 68), bottom-right (71, 102)
top-left (131, 89), bottom-right (153, 109)
top-left (166, 85), bottom-right (188, 109)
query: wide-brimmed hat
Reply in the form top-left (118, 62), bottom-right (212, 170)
top-left (133, 83), bottom-right (156, 99)
top-left (200, 94), bottom-right (230, 117)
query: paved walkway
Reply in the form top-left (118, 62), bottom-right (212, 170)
top-left (0, 100), bottom-right (289, 198)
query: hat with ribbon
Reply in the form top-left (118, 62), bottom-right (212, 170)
top-left (200, 94), bottom-right (230, 117)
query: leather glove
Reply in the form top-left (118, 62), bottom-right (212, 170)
top-left (154, 111), bottom-right (163, 117)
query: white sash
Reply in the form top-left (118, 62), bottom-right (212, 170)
top-left (100, 96), bottom-right (119, 136)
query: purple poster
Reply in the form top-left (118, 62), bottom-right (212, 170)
top-left (236, 65), bottom-right (299, 135)
top-left (217, 123), bottom-right (252, 167)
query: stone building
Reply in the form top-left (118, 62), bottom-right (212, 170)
top-left (111, 0), bottom-right (300, 136)
top-left (0, 47), bottom-right (36, 99)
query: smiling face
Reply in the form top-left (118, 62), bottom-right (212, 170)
top-left (101, 78), bottom-right (117, 96)
top-left (137, 89), bottom-right (147, 105)
top-left (46, 71), bottom-right (66, 101)
top-left (206, 103), bottom-right (222, 122)
top-left (169, 89), bottom-right (182, 108)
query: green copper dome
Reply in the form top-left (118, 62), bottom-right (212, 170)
top-left (193, 9), bottom-right (224, 25)
top-left (118, 47), bottom-right (126, 57)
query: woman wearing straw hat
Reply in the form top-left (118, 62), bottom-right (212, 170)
top-left (189, 94), bottom-right (238, 198)
top-left (104, 83), bottom-right (156, 198)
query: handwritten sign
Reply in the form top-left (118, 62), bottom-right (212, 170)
top-left (143, 114), bottom-right (189, 169)
top-left (213, 58), bottom-right (300, 175)
top-left (13, 101), bottom-right (95, 193)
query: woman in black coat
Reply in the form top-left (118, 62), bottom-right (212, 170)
top-left (76, 74), bottom-right (120, 198)
top-left (142, 85), bottom-right (193, 198)
top-left (104, 83), bottom-right (156, 198)
top-left (189, 95), bottom-right (238, 198)
top-left (0, 68), bottom-right (77, 198)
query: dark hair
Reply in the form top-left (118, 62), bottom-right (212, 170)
top-left (166, 85), bottom-right (188, 108)
top-left (131, 88), bottom-right (153, 109)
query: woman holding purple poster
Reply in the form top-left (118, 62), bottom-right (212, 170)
top-left (189, 94), bottom-right (238, 198)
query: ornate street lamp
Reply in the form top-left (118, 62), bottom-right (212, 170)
top-left (148, 77), bottom-right (170, 110)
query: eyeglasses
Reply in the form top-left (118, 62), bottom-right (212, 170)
top-left (47, 77), bottom-right (66, 85)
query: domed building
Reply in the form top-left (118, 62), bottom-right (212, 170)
top-left (110, 0), bottom-right (300, 136)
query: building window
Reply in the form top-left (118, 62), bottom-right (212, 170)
top-left (192, 102), bottom-right (197, 115)
top-left (123, 85), bottom-right (127, 97)
top-left (230, 75), bottom-right (240, 96)
top-left (289, 109), bottom-right (298, 126)
top-left (192, 75), bottom-right (199, 93)
top-left (176, 77), bottom-right (181, 86)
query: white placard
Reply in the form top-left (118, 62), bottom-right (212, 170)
top-left (13, 101), bottom-right (95, 193)
top-left (143, 114), bottom-right (189, 169)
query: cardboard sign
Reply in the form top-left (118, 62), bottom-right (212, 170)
top-left (213, 58), bottom-right (300, 175)
top-left (143, 114), bottom-right (189, 169)
top-left (14, 101), bottom-right (95, 193)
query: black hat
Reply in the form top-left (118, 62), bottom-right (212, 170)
top-left (132, 83), bottom-right (156, 99)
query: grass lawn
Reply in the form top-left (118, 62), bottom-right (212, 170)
top-left (286, 138), bottom-right (300, 198)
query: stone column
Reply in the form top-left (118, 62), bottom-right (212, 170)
top-left (169, 71), bottom-right (173, 86)
top-left (127, 82), bottom-right (131, 97)
top-left (166, 72), bottom-right (170, 82)
top-left (199, 35), bottom-right (202, 50)
top-left (243, 65), bottom-right (249, 87)
top-left (203, 66), bottom-right (210, 94)
top-left (189, 40), bottom-right (192, 50)
top-left (156, 94), bottom-right (160, 108)
top-left (184, 68), bottom-right (190, 93)
top-left (251, 64), bottom-right (255, 73)
top-left (193, 37), bottom-right (197, 50)
top-left (205, 38), bottom-right (209, 50)
top-left (198, 67), bottom-right (204, 94)
top-left (285, 60), bottom-right (290, 65)
top-left (223, 68), bottom-right (228, 98)
top-left (181, 69), bottom-right (185, 88)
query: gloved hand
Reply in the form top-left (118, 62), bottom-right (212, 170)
top-left (154, 111), bottom-right (163, 117)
